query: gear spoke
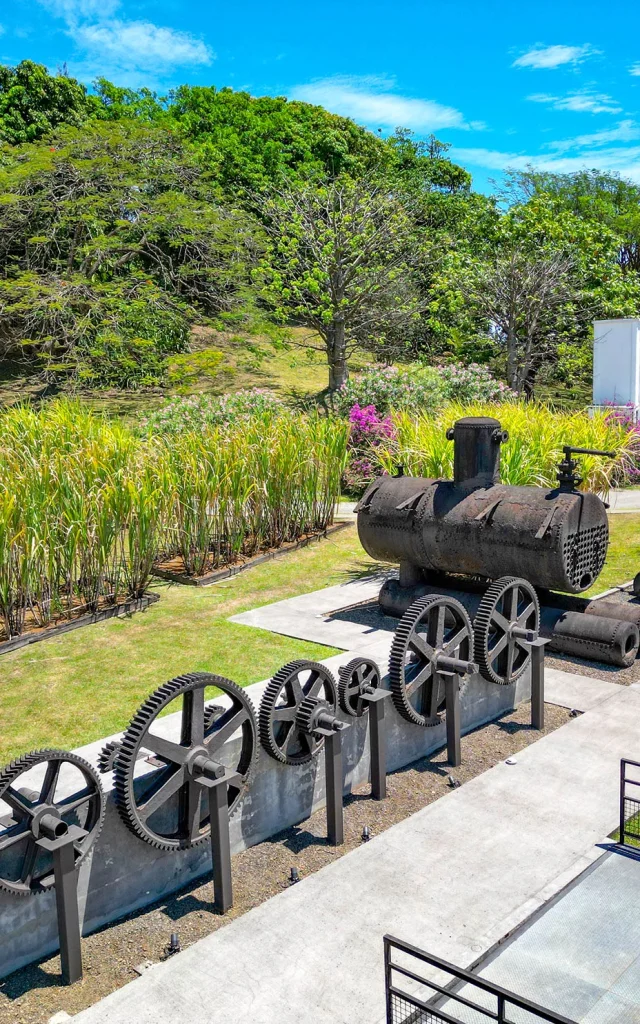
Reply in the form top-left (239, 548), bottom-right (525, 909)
top-left (142, 732), bottom-right (189, 765)
top-left (40, 760), bottom-right (62, 804)
top-left (3, 788), bottom-right (36, 819)
top-left (57, 788), bottom-right (94, 815)
top-left (517, 602), bottom-right (536, 626)
top-left (182, 688), bottom-right (205, 747)
top-left (270, 705), bottom-right (298, 722)
top-left (488, 633), bottom-right (509, 662)
top-left (137, 767), bottom-right (185, 822)
top-left (0, 825), bottom-right (30, 852)
top-left (408, 632), bottom-right (435, 661)
top-left (443, 627), bottom-right (469, 656)
top-left (405, 662), bottom-right (433, 698)
top-left (205, 706), bottom-right (249, 753)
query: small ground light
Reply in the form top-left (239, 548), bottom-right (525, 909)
top-left (165, 932), bottom-right (181, 957)
top-left (447, 775), bottom-right (461, 789)
top-left (289, 866), bottom-right (300, 884)
top-left (361, 826), bottom-right (371, 842)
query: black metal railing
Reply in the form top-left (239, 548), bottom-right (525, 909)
top-left (619, 758), bottom-right (640, 848)
top-left (384, 935), bottom-right (577, 1024)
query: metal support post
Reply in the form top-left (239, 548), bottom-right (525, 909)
top-left (36, 824), bottom-right (87, 985)
top-left (361, 689), bottom-right (393, 800)
top-left (324, 731), bottom-right (344, 846)
top-left (443, 674), bottom-right (461, 767)
top-left (529, 638), bottom-right (548, 730)
top-left (196, 768), bottom-right (240, 914)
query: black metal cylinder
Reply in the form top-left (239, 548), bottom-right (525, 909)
top-left (357, 417), bottom-right (609, 594)
top-left (447, 416), bottom-right (506, 488)
top-left (540, 608), bottom-right (639, 666)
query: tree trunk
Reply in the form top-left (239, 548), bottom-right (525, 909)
top-left (327, 320), bottom-right (348, 391)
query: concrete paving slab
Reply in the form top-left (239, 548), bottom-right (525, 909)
top-left (230, 575), bottom-right (396, 649)
top-left (606, 489), bottom-right (640, 513)
top-left (72, 683), bottom-right (640, 1024)
top-left (544, 668), bottom-right (621, 712)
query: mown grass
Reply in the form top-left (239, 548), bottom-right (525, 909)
top-left (1, 514), bottom-right (639, 763)
top-left (583, 513), bottom-right (640, 597)
top-left (0, 526), bottom-right (376, 764)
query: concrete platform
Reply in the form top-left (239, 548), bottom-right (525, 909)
top-left (73, 682), bottom-right (640, 1024)
top-left (445, 848), bottom-right (640, 1022)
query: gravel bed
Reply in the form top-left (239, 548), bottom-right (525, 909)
top-left (0, 702), bottom-right (570, 1024)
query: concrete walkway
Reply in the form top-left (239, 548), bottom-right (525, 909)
top-left (73, 679), bottom-right (640, 1024)
top-left (606, 488), bottom-right (640, 513)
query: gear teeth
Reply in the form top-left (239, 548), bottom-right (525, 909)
top-left (113, 673), bottom-right (258, 851)
top-left (474, 576), bottom-right (540, 686)
top-left (97, 740), bottom-right (122, 774)
top-left (296, 696), bottom-right (328, 735)
top-left (388, 595), bottom-right (473, 728)
top-left (258, 660), bottom-right (337, 765)
top-left (0, 749), bottom-right (105, 896)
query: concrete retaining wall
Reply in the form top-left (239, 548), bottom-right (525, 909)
top-left (0, 662), bottom-right (531, 978)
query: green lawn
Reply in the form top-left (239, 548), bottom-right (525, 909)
top-left (1, 513), bottom-right (639, 766)
top-left (0, 527), bottom-right (376, 764)
top-left (584, 512), bottom-right (640, 597)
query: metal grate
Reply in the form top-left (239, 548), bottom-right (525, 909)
top-left (389, 993), bottom-right (447, 1023)
top-left (384, 936), bottom-right (577, 1024)
top-left (620, 760), bottom-right (640, 848)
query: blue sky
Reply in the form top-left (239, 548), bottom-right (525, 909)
top-left (2, 0), bottom-right (640, 191)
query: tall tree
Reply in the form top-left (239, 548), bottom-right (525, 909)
top-left (258, 177), bottom-right (422, 391)
top-left (0, 61), bottom-right (100, 144)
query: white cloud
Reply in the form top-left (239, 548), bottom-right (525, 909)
top-left (528, 91), bottom-right (622, 114)
top-left (36, 0), bottom-right (213, 79)
top-left (546, 120), bottom-right (640, 154)
top-left (449, 144), bottom-right (640, 183)
top-left (630, 63), bottom-right (640, 76)
top-left (74, 21), bottom-right (212, 69)
top-left (291, 75), bottom-right (482, 132)
top-left (512, 44), bottom-right (596, 69)
top-left (0, 24), bottom-right (5, 36)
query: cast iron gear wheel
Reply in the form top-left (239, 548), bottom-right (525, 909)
top-left (0, 749), bottom-right (105, 896)
top-left (474, 576), bottom-right (540, 685)
top-left (338, 658), bottom-right (381, 718)
top-left (259, 660), bottom-right (337, 765)
top-left (389, 595), bottom-right (473, 728)
top-left (97, 740), bottom-right (122, 774)
top-left (296, 696), bottom-right (331, 736)
top-left (113, 673), bottom-right (258, 852)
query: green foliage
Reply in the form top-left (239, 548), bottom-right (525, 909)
top-left (0, 61), bottom-right (101, 144)
top-left (376, 402), bottom-right (637, 495)
top-left (140, 388), bottom-right (283, 434)
top-left (334, 362), bottom-right (514, 416)
top-left (0, 399), bottom-right (348, 638)
top-left (166, 85), bottom-right (389, 192)
top-left (0, 121), bottom-right (262, 386)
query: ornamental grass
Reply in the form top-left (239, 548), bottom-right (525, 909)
top-left (0, 401), bottom-right (348, 641)
top-left (374, 402), bottom-right (638, 495)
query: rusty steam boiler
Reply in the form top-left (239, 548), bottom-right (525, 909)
top-left (357, 416), bottom-right (640, 670)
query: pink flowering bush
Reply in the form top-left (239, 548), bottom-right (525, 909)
top-left (603, 402), bottom-right (640, 482)
top-left (343, 403), bottom-right (397, 496)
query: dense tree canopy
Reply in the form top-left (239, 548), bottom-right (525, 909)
top-left (1, 59), bottom-right (640, 395)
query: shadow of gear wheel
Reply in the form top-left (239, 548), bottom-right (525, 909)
top-left (389, 595), bottom-right (473, 727)
top-left (338, 658), bottom-right (381, 717)
top-left (113, 673), bottom-right (257, 852)
top-left (474, 576), bottom-right (539, 685)
top-left (0, 749), bottom-right (105, 896)
top-left (259, 660), bottom-right (337, 765)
